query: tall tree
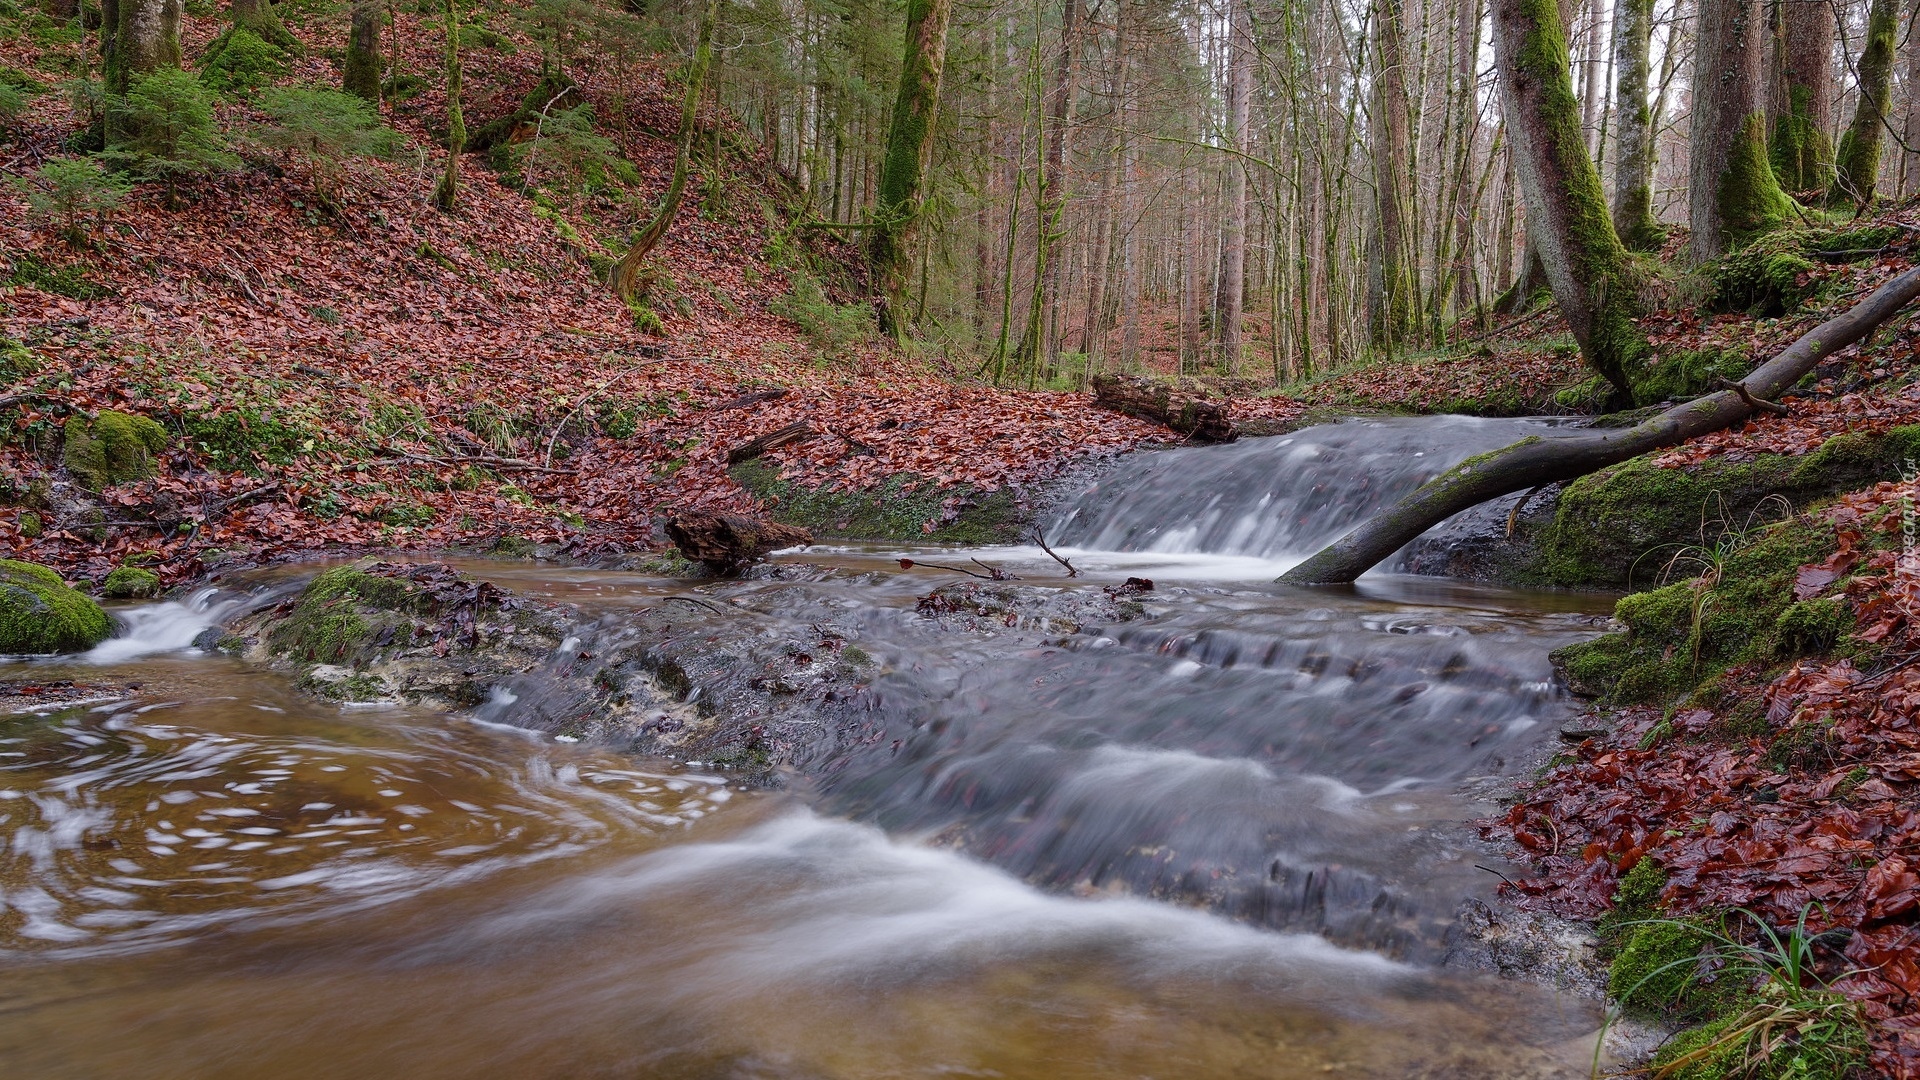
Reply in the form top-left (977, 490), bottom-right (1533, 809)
top-left (611, 0), bottom-right (719, 298)
top-left (868, 0), bottom-right (956, 335)
top-left (431, 0), bottom-right (463, 211)
top-left (1769, 0), bottom-right (1835, 194)
top-left (1610, 0), bottom-right (1663, 247)
top-left (1217, 0), bottom-right (1252, 371)
top-left (1490, 0), bottom-right (1644, 402)
top-left (1029, 0), bottom-right (1081, 372)
top-left (344, 0), bottom-right (383, 103)
top-left (1366, 0), bottom-right (1416, 353)
top-left (1831, 0), bottom-right (1898, 206)
top-left (1689, 0), bottom-right (1792, 260)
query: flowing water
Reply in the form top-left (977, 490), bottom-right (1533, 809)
top-left (1, 418), bottom-right (1619, 1078)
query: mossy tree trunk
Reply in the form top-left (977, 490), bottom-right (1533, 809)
top-left (1768, 0), bottom-right (1834, 195)
top-left (1281, 265), bottom-right (1920, 584)
top-left (102, 0), bottom-right (182, 99)
top-left (1831, 0), bottom-right (1897, 207)
top-left (1216, 0), bottom-right (1251, 372)
top-left (431, 0), bottom-right (463, 212)
top-left (206, 0), bottom-right (303, 59)
top-left (343, 0), bottom-right (383, 103)
top-left (1023, 0), bottom-right (1079, 376)
top-left (868, 0), bottom-right (955, 337)
top-left (1490, 0), bottom-right (1643, 403)
top-left (1609, 0), bottom-right (1663, 249)
top-left (1689, 0), bottom-right (1793, 260)
top-left (609, 0), bottom-right (718, 300)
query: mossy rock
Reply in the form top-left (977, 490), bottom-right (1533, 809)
top-left (267, 564), bottom-right (434, 664)
top-left (1527, 425), bottom-right (1920, 590)
top-left (101, 565), bottom-right (162, 599)
top-left (730, 460), bottom-right (1031, 544)
top-left (1608, 917), bottom-right (1719, 1013)
top-left (62, 410), bottom-right (169, 490)
top-left (0, 559), bottom-right (113, 653)
top-left (0, 336), bottom-right (38, 384)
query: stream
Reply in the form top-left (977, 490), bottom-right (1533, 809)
top-left (1, 416), bottom-right (1620, 1078)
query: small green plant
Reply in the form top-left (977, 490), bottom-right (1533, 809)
top-left (9, 157), bottom-right (130, 247)
top-left (102, 67), bottom-right (239, 208)
top-left (0, 82), bottom-right (29, 133)
top-left (198, 26), bottom-right (286, 96)
top-left (251, 85), bottom-right (395, 208)
top-left (511, 102), bottom-right (634, 196)
top-left (1603, 906), bottom-right (1869, 1080)
top-left (769, 269), bottom-right (872, 358)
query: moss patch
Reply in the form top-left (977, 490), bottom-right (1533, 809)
top-left (1608, 916), bottom-right (1718, 1012)
top-left (0, 559), bottom-right (113, 653)
top-left (266, 564), bottom-right (430, 664)
top-left (730, 460), bottom-right (1030, 544)
top-left (1528, 425), bottom-right (1920, 589)
top-left (101, 566), bottom-right (161, 599)
top-left (62, 410), bottom-right (169, 490)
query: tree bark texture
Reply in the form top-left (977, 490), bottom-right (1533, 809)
top-left (868, 0), bottom-right (955, 335)
top-left (1610, 0), bottom-right (1663, 248)
top-left (1690, 0), bottom-right (1792, 259)
top-left (611, 0), bottom-right (718, 299)
top-left (344, 0), bottom-right (383, 102)
top-left (1831, 0), bottom-right (1897, 206)
top-left (667, 513), bottom-right (814, 574)
top-left (1768, 0), bottom-right (1834, 193)
top-left (213, 0), bottom-right (302, 54)
top-left (1091, 373), bottom-right (1237, 443)
top-left (1490, 0), bottom-right (1643, 401)
top-left (1281, 265), bottom-right (1920, 584)
top-left (1218, 0), bottom-right (1252, 372)
top-left (103, 0), bottom-right (182, 99)
top-left (1367, 0), bottom-right (1416, 354)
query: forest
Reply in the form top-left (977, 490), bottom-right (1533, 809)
top-left (4, 0), bottom-right (1920, 1075)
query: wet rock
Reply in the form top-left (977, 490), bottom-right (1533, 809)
top-left (666, 512), bottom-right (812, 574)
top-left (914, 581), bottom-right (1150, 634)
top-left (223, 560), bottom-right (570, 708)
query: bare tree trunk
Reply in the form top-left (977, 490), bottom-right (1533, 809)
top-left (1282, 266), bottom-right (1920, 584)
top-left (1832, 0), bottom-right (1898, 207)
top-left (1035, 0), bottom-right (1081, 371)
top-left (1690, 0), bottom-right (1792, 259)
top-left (1218, 0), bottom-right (1253, 373)
top-left (1491, 0), bottom-right (1644, 401)
top-left (1768, 0), bottom-right (1834, 194)
top-left (869, 0), bottom-right (956, 335)
top-left (344, 0), bottom-right (382, 102)
top-left (611, 0), bottom-right (718, 298)
top-left (431, 0), bottom-right (463, 211)
top-left (1610, 0), bottom-right (1664, 247)
top-left (1368, 0), bottom-right (1417, 353)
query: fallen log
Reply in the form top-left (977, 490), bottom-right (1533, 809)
top-left (666, 512), bottom-right (812, 573)
top-left (1091, 373), bottom-right (1237, 443)
top-left (725, 422), bottom-right (815, 464)
top-left (1280, 266), bottom-right (1920, 585)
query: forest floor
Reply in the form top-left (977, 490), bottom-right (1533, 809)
top-left (9, 2), bottom-right (1920, 1075)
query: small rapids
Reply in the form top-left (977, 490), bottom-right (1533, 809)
top-left (1051, 414), bottom-right (1579, 564)
top-left (0, 417), bottom-right (1620, 1078)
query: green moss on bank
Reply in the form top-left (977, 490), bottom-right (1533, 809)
top-left (1528, 425), bottom-right (1920, 590)
top-left (267, 564), bottom-right (430, 664)
top-left (0, 559), bottom-right (113, 653)
top-left (62, 410), bottom-right (169, 490)
top-left (101, 566), bottom-right (161, 599)
top-left (730, 460), bottom-right (1030, 544)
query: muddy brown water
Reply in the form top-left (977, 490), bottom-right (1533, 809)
top-left (2, 418), bottom-right (1623, 1078)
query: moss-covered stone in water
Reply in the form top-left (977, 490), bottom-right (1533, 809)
top-left (0, 559), bottom-right (113, 653)
top-left (62, 410), bottom-right (169, 490)
top-left (730, 460), bottom-right (1030, 544)
top-left (267, 565), bottom-right (428, 664)
top-left (101, 566), bottom-right (161, 599)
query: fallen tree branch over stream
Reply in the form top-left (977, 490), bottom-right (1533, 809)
top-left (1280, 266), bottom-right (1920, 585)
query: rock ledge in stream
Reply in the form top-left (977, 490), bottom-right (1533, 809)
top-left (226, 561), bottom-right (571, 705)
